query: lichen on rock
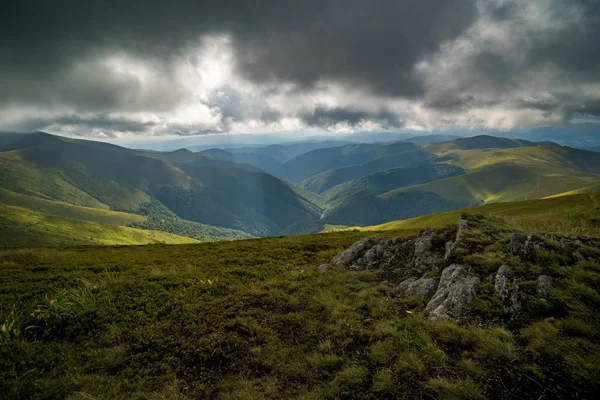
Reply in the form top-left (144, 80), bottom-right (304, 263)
top-left (425, 263), bottom-right (480, 322)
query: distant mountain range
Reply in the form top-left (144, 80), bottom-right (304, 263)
top-left (1, 131), bottom-right (599, 245)
top-left (101, 123), bottom-right (600, 152)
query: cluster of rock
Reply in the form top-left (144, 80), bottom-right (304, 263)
top-left (318, 217), bottom-right (586, 325)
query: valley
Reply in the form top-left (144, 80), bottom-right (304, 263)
top-left (1, 132), bottom-right (599, 245)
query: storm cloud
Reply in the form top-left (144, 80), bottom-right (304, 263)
top-left (0, 0), bottom-right (599, 137)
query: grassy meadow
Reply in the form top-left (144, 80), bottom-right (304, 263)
top-left (2, 214), bottom-right (600, 399)
top-left (0, 204), bottom-right (197, 247)
top-left (356, 192), bottom-right (600, 237)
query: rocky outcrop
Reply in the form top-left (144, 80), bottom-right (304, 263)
top-left (425, 264), bottom-right (480, 322)
top-left (330, 235), bottom-right (412, 271)
top-left (444, 217), bottom-right (468, 261)
top-left (494, 265), bottom-right (521, 315)
top-left (510, 233), bottom-right (554, 260)
top-left (412, 227), bottom-right (449, 272)
top-left (414, 227), bottom-right (437, 255)
top-left (537, 275), bottom-right (553, 297)
top-left (510, 233), bottom-right (529, 256)
top-left (560, 237), bottom-right (584, 262)
top-left (332, 236), bottom-right (386, 269)
top-left (323, 216), bottom-right (595, 326)
top-left (396, 277), bottom-right (438, 301)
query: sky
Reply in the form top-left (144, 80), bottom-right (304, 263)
top-left (1, 0), bottom-right (599, 140)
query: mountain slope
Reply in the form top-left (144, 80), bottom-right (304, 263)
top-left (226, 140), bottom-right (353, 163)
top-left (322, 162), bottom-right (465, 205)
top-left (301, 148), bottom-right (432, 193)
top-left (423, 134), bottom-right (557, 153)
top-left (355, 192), bottom-right (600, 236)
top-left (0, 204), bottom-right (197, 247)
top-left (199, 148), bottom-right (284, 177)
top-left (287, 135), bottom-right (555, 191)
top-left (321, 145), bottom-right (600, 226)
top-left (280, 141), bottom-right (425, 182)
top-left (0, 133), bottom-right (322, 237)
top-left (0, 188), bottom-right (146, 226)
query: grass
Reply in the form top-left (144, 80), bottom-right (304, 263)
top-left (0, 204), bottom-right (198, 247)
top-left (320, 145), bottom-right (600, 227)
top-left (356, 192), bottom-right (600, 236)
top-left (1, 219), bottom-right (599, 399)
top-left (0, 188), bottom-right (146, 226)
top-left (382, 163), bottom-right (599, 205)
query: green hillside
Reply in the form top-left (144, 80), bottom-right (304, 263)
top-left (322, 163), bottom-right (464, 205)
top-left (422, 134), bottom-right (557, 153)
top-left (0, 133), bottom-right (322, 237)
top-left (279, 142), bottom-right (423, 182)
top-left (290, 135), bottom-right (556, 193)
top-left (0, 188), bottom-right (146, 226)
top-left (0, 188), bottom-right (252, 246)
top-left (356, 192), bottom-right (600, 236)
top-left (2, 133), bottom-right (598, 243)
top-left (321, 144), bottom-right (600, 226)
top-left (301, 148), bottom-right (432, 194)
top-left (200, 148), bottom-right (284, 177)
top-left (0, 204), bottom-right (197, 247)
top-left (226, 140), bottom-right (352, 163)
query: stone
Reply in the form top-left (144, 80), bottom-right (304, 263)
top-left (510, 233), bottom-right (550, 260)
top-left (412, 227), bottom-right (447, 271)
top-left (331, 236), bottom-right (386, 269)
top-left (510, 233), bottom-right (529, 256)
top-left (331, 236), bottom-right (412, 271)
top-left (396, 277), bottom-right (438, 301)
top-left (414, 227), bottom-right (438, 255)
top-left (527, 234), bottom-right (548, 253)
top-left (560, 238), bottom-right (584, 262)
top-left (318, 263), bottom-right (330, 272)
top-left (494, 264), bottom-right (521, 314)
top-left (444, 217), bottom-right (469, 261)
top-left (426, 263), bottom-right (480, 322)
top-left (494, 265), bottom-right (513, 296)
top-left (537, 275), bottom-right (553, 297)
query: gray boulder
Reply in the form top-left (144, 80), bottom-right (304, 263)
top-left (444, 218), bottom-right (468, 261)
top-left (510, 233), bottom-right (529, 256)
top-left (426, 263), bottom-right (480, 322)
top-left (332, 236), bottom-right (386, 269)
top-left (412, 227), bottom-right (446, 271)
top-left (414, 227), bottom-right (438, 254)
top-left (537, 275), bottom-right (553, 297)
top-left (361, 237), bottom-right (406, 270)
top-left (396, 277), bottom-right (438, 301)
top-left (494, 265), bottom-right (521, 314)
top-left (560, 238), bottom-right (584, 262)
top-left (511, 233), bottom-right (552, 259)
top-left (331, 236), bottom-right (412, 271)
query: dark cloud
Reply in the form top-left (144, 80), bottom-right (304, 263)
top-left (9, 115), bottom-right (160, 136)
top-left (422, 0), bottom-right (600, 122)
top-left (0, 1), bottom-right (477, 109)
top-left (300, 106), bottom-right (403, 129)
top-left (231, 0), bottom-right (477, 96)
top-left (1, 0), bottom-right (599, 134)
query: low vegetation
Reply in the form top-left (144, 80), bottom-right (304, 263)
top-left (131, 200), bottom-right (252, 242)
top-left (359, 192), bottom-right (600, 237)
top-left (2, 211), bottom-right (600, 399)
top-left (0, 204), bottom-right (197, 247)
